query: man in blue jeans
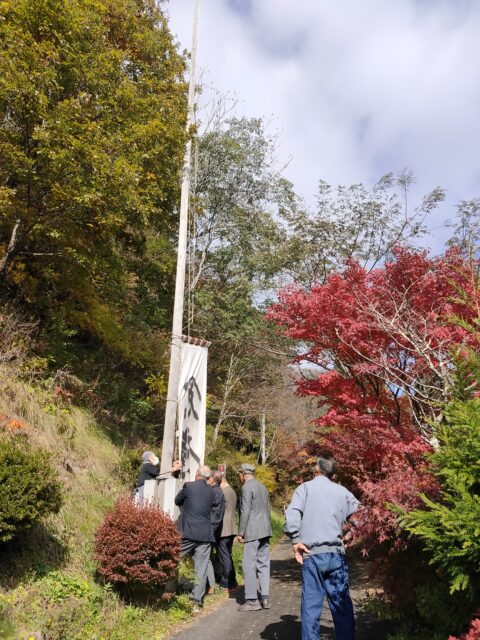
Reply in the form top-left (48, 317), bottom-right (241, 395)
top-left (284, 457), bottom-right (360, 640)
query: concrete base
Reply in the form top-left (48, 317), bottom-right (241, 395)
top-left (143, 477), bottom-right (181, 520)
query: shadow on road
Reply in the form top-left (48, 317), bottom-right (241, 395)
top-left (259, 614), bottom-right (301, 639)
top-left (259, 614), bottom-right (337, 640)
top-left (270, 556), bottom-right (302, 584)
top-left (170, 540), bottom-right (395, 640)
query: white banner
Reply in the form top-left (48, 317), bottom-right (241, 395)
top-left (177, 341), bottom-right (208, 482)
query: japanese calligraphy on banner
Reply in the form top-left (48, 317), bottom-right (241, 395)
top-left (177, 340), bottom-right (208, 482)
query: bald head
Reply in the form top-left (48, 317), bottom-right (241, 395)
top-left (196, 465), bottom-right (211, 480)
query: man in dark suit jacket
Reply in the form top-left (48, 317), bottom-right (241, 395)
top-left (175, 465), bottom-right (225, 608)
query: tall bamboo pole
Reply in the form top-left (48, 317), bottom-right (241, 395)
top-left (160, 0), bottom-right (200, 475)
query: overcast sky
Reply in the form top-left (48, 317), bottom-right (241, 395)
top-left (168, 0), bottom-right (480, 248)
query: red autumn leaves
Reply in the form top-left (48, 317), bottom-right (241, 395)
top-left (268, 248), bottom-right (477, 551)
top-left (95, 498), bottom-right (180, 588)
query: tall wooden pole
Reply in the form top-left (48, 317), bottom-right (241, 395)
top-left (160, 0), bottom-right (200, 475)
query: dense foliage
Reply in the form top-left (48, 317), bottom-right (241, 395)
top-left (0, 0), bottom-right (187, 362)
top-left (0, 436), bottom-right (62, 542)
top-left (94, 497), bottom-right (180, 589)
top-left (401, 399), bottom-right (480, 594)
top-left (269, 248), bottom-right (476, 547)
top-left (269, 247), bottom-right (480, 636)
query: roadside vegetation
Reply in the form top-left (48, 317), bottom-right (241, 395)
top-left (1, 0), bottom-right (480, 639)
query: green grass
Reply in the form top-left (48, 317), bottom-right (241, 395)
top-left (271, 510), bottom-right (285, 543)
top-left (0, 573), bottom-right (198, 640)
top-left (0, 374), bottom-right (202, 640)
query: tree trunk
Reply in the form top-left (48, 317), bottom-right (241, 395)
top-left (213, 352), bottom-right (236, 444)
top-left (260, 413), bottom-right (266, 465)
top-left (0, 218), bottom-right (21, 275)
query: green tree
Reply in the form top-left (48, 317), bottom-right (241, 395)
top-left (279, 171), bottom-right (445, 286)
top-left (192, 116), bottom-right (292, 288)
top-left (0, 0), bottom-right (187, 360)
top-left (190, 117), bottom-right (294, 444)
top-left (400, 399), bottom-right (480, 596)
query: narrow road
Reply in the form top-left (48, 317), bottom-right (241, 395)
top-left (169, 539), bottom-right (392, 640)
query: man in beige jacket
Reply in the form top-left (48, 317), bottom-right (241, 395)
top-left (218, 472), bottom-right (238, 591)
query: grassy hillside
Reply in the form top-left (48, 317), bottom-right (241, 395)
top-left (0, 370), bottom-right (286, 640)
top-left (0, 374), bottom-right (195, 640)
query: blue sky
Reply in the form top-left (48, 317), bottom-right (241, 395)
top-left (168, 0), bottom-right (480, 251)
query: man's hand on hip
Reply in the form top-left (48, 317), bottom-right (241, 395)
top-left (237, 535), bottom-right (244, 544)
top-left (292, 543), bottom-right (310, 564)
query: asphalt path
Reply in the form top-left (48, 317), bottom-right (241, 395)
top-left (168, 538), bottom-right (392, 640)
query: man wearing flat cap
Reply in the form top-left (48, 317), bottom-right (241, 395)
top-left (236, 463), bottom-right (272, 611)
top-left (284, 457), bottom-right (360, 640)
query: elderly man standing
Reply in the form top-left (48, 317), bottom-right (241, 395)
top-left (237, 463), bottom-right (272, 612)
top-left (175, 465), bottom-right (225, 610)
top-left (284, 457), bottom-right (360, 640)
top-left (205, 470), bottom-right (226, 592)
top-left (218, 471), bottom-right (238, 591)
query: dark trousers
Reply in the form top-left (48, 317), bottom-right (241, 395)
top-left (301, 553), bottom-right (355, 640)
top-left (217, 535), bottom-right (237, 589)
top-left (180, 538), bottom-right (211, 604)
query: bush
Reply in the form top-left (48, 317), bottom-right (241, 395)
top-left (94, 498), bottom-right (180, 589)
top-left (0, 436), bottom-right (62, 543)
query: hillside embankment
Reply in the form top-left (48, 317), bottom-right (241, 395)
top-left (0, 372), bottom-right (200, 640)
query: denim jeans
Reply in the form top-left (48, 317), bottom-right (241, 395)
top-left (301, 552), bottom-right (355, 640)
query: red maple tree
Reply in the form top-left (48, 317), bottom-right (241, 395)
top-left (268, 248), bottom-right (477, 551)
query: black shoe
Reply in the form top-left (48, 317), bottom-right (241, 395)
top-left (260, 598), bottom-right (271, 609)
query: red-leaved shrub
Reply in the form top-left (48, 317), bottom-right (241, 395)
top-left (450, 617), bottom-right (480, 640)
top-left (94, 497), bottom-right (180, 588)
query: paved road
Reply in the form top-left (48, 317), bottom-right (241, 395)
top-left (169, 538), bottom-right (392, 640)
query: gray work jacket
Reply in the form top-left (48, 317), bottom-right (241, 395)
top-left (284, 475), bottom-right (360, 553)
top-left (238, 478), bottom-right (272, 542)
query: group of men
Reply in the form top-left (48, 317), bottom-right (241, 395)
top-left (174, 462), bottom-right (272, 613)
top-left (136, 453), bottom-right (360, 640)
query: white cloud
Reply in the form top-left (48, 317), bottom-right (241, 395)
top-left (168, 0), bottom-right (480, 248)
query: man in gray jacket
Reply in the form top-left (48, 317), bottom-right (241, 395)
top-left (284, 457), bottom-right (359, 640)
top-left (236, 463), bottom-right (272, 612)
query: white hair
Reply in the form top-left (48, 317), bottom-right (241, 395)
top-left (197, 465), bottom-right (211, 479)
